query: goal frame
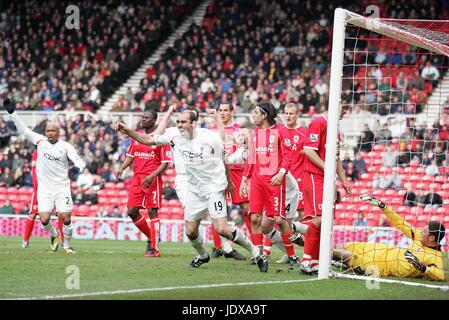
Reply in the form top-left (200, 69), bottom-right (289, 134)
top-left (319, 8), bottom-right (449, 287)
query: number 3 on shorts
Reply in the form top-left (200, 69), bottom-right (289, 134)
top-left (274, 197), bottom-right (279, 210)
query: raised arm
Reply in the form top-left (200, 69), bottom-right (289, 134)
top-left (9, 112), bottom-right (46, 145)
top-left (115, 122), bottom-right (157, 145)
top-left (206, 109), bottom-right (226, 142)
top-left (155, 104), bottom-right (177, 135)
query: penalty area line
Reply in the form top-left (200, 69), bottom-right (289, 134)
top-left (10, 278), bottom-right (320, 300)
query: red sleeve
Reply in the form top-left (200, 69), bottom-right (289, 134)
top-left (303, 119), bottom-right (322, 150)
top-left (279, 127), bottom-right (293, 172)
top-left (126, 140), bottom-right (135, 157)
top-left (160, 144), bottom-right (173, 163)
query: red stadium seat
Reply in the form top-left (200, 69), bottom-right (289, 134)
top-left (116, 182), bottom-right (125, 189)
top-left (415, 167), bottom-right (425, 174)
top-left (76, 205), bottom-right (90, 216)
top-left (104, 182), bottom-right (116, 189)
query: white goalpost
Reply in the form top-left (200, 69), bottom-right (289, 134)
top-left (320, 8), bottom-right (449, 289)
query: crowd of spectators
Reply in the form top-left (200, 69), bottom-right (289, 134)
top-left (0, 0), bottom-right (199, 112)
top-left (113, 0), bottom-right (354, 113)
top-left (112, 0), bottom-right (449, 117)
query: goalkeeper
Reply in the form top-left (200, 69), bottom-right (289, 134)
top-left (333, 194), bottom-right (446, 281)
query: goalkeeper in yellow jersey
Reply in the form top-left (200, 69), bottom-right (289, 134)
top-left (333, 194), bottom-right (446, 281)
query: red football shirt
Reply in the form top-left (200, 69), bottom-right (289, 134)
top-left (210, 122), bottom-right (243, 171)
top-left (282, 125), bottom-right (306, 182)
top-left (127, 130), bottom-right (172, 175)
top-left (303, 114), bottom-right (328, 176)
top-left (243, 124), bottom-right (292, 184)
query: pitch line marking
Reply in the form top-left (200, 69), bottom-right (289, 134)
top-left (8, 278), bottom-right (320, 300)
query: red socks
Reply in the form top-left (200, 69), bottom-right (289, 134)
top-left (212, 227), bottom-right (222, 249)
top-left (132, 213), bottom-right (152, 240)
top-left (58, 216), bottom-right (65, 243)
top-left (302, 222), bottom-right (321, 263)
top-left (251, 233), bottom-right (263, 252)
top-left (263, 237), bottom-right (272, 255)
top-left (281, 231), bottom-right (296, 257)
top-left (150, 218), bottom-right (160, 251)
top-left (243, 213), bottom-right (252, 236)
top-left (23, 216), bottom-right (36, 243)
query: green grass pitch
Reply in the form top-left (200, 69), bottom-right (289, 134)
top-left (1, 236), bottom-right (448, 300)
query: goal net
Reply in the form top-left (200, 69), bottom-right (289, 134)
top-left (321, 9), bottom-right (449, 289)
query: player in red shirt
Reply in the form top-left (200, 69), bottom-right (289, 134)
top-left (282, 103), bottom-right (310, 240)
top-left (22, 148), bottom-right (64, 248)
top-left (207, 103), bottom-right (248, 261)
top-left (116, 110), bottom-right (172, 257)
top-left (263, 103), bottom-right (310, 262)
top-left (301, 104), bottom-right (351, 274)
top-left (239, 101), bottom-right (299, 268)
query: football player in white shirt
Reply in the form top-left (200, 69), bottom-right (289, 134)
top-left (115, 109), bottom-right (268, 272)
top-left (155, 106), bottom-right (246, 261)
top-left (3, 99), bottom-right (85, 253)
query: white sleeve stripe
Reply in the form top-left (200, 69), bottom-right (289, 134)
top-left (161, 160), bottom-right (172, 163)
top-left (126, 154), bottom-right (135, 157)
top-left (303, 146), bottom-right (319, 150)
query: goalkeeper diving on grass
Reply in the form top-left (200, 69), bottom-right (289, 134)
top-left (333, 194), bottom-right (446, 281)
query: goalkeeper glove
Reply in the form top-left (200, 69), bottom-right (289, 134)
top-left (1, 98), bottom-right (15, 114)
top-left (404, 250), bottom-right (427, 273)
top-left (68, 166), bottom-right (81, 181)
top-left (359, 194), bottom-right (386, 209)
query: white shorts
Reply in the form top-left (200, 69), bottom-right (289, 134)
top-left (184, 190), bottom-right (227, 222)
top-left (174, 174), bottom-right (189, 208)
top-left (285, 174), bottom-right (299, 220)
top-left (37, 186), bottom-right (73, 213)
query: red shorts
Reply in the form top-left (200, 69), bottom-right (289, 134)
top-left (127, 175), bottom-right (162, 209)
top-left (229, 169), bottom-right (249, 204)
top-left (303, 172), bottom-right (323, 219)
top-left (30, 189), bottom-right (39, 215)
top-left (297, 180), bottom-right (304, 211)
top-left (249, 179), bottom-right (286, 218)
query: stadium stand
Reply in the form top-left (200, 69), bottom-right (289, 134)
top-left (0, 0), bottom-right (200, 112)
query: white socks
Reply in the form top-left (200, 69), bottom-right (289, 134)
top-left (63, 223), bottom-right (73, 248)
top-left (231, 227), bottom-right (259, 258)
top-left (220, 236), bottom-right (233, 254)
top-left (190, 234), bottom-right (208, 259)
top-left (293, 221), bottom-right (308, 234)
top-left (265, 228), bottom-right (286, 254)
top-left (42, 222), bottom-right (58, 237)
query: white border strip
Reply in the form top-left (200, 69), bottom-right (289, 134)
top-left (334, 273), bottom-right (449, 291)
top-left (6, 278), bottom-right (320, 300)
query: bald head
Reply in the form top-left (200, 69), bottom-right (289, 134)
top-left (45, 122), bottom-right (60, 144)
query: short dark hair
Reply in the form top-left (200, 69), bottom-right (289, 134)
top-left (144, 109), bottom-right (158, 121)
top-left (218, 103), bottom-right (234, 112)
top-left (428, 221), bottom-right (446, 250)
top-left (183, 109), bottom-right (198, 123)
top-left (257, 101), bottom-right (277, 126)
top-left (186, 106), bottom-right (199, 121)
